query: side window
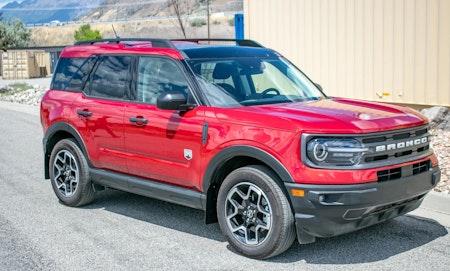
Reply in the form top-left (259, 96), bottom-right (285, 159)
top-left (87, 55), bottom-right (131, 99)
top-left (51, 57), bottom-right (93, 91)
top-left (192, 61), bottom-right (242, 100)
top-left (136, 57), bottom-right (189, 104)
top-left (195, 62), bottom-right (237, 89)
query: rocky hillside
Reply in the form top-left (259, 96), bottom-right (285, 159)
top-left (30, 16), bottom-right (237, 46)
top-left (77, 0), bottom-right (242, 22)
top-left (29, 0), bottom-right (242, 46)
top-left (21, 0), bottom-right (242, 46)
top-left (1, 0), bottom-right (242, 25)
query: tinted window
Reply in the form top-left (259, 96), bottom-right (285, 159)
top-left (136, 57), bottom-right (189, 104)
top-left (189, 58), bottom-right (325, 107)
top-left (87, 56), bottom-right (131, 99)
top-left (51, 57), bottom-right (93, 91)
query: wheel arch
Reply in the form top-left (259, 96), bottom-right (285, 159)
top-left (202, 145), bottom-right (294, 224)
top-left (43, 122), bottom-right (90, 179)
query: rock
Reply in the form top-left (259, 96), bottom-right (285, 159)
top-left (421, 106), bottom-right (449, 129)
top-left (0, 86), bottom-right (12, 94)
top-left (0, 85), bottom-right (46, 106)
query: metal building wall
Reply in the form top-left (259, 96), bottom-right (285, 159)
top-left (244, 0), bottom-right (450, 106)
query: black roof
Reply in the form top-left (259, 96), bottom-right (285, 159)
top-left (180, 46), bottom-right (280, 59)
top-left (72, 38), bottom-right (279, 59)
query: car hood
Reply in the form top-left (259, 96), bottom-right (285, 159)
top-left (214, 98), bottom-right (428, 134)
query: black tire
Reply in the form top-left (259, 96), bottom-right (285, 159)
top-left (217, 165), bottom-right (296, 259)
top-left (49, 138), bottom-right (96, 207)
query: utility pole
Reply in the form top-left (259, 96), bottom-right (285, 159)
top-left (207, 0), bottom-right (210, 39)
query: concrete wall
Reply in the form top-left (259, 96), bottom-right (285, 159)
top-left (244, 0), bottom-right (450, 106)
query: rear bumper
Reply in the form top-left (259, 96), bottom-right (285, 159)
top-left (285, 165), bottom-right (441, 244)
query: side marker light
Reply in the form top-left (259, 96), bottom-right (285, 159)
top-left (291, 189), bottom-right (305, 197)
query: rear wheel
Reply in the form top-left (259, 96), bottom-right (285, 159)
top-left (217, 165), bottom-right (296, 259)
top-left (49, 138), bottom-right (96, 207)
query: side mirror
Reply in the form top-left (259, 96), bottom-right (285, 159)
top-left (314, 83), bottom-right (323, 92)
top-left (156, 91), bottom-right (192, 111)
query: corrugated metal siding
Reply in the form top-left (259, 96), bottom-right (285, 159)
top-left (1, 50), bottom-right (42, 80)
top-left (244, 0), bottom-right (450, 106)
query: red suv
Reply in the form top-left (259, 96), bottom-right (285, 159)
top-left (40, 38), bottom-right (441, 259)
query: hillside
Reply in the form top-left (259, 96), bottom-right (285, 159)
top-left (28, 0), bottom-right (242, 46)
top-left (77, 0), bottom-right (242, 22)
top-left (0, 0), bottom-right (242, 24)
top-left (30, 17), bottom-right (236, 46)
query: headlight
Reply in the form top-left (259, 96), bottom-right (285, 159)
top-left (306, 138), bottom-right (369, 166)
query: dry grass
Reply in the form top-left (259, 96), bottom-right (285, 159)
top-left (30, 17), bottom-right (236, 46)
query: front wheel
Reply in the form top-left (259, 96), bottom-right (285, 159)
top-left (217, 165), bottom-right (296, 259)
top-left (49, 138), bottom-right (96, 207)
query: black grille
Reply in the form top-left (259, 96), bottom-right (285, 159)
top-left (302, 125), bottom-right (433, 170)
top-left (413, 160), bottom-right (431, 175)
top-left (361, 126), bottom-right (431, 165)
top-left (377, 167), bottom-right (402, 182)
top-left (370, 195), bottom-right (423, 214)
top-left (377, 160), bottom-right (431, 182)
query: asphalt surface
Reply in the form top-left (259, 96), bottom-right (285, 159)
top-left (1, 101), bottom-right (450, 271)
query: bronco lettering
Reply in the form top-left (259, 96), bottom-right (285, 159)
top-left (375, 136), bottom-right (428, 152)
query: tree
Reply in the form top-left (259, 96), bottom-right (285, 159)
top-left (167, 0), bottom-right (203, 39)
top-left (167, 0), bottom-right (188, 38)
top-left (74, 24), bottom-right (102, 42)
top-left (0, 18), bottom-right (31, 51)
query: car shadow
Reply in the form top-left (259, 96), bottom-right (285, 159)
top-left (83, 189), bottom-right (224, 242)
top-left (84, 189), bottom-right (448, 264)
top-left (269, 214), bottom-right (448, 264)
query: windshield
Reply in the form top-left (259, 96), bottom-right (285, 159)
top-left (188, 57), bottom-right (326, 107)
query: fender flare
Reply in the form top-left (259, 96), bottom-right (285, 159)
top-left (202, 145), bottom-right (294, 193)
top-left (43, 122), bottom-right (91, 178)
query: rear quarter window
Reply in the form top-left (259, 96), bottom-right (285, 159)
top-left (51, 57), bottom-right (94, 91)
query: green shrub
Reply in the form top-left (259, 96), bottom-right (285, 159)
top-left (9, 83), bottom-right (31, 92)
top-left (190, 18), bottom-right (207, 27)
top-left (0, 83), bottom-right (32, 96)
top-left (74, 24), bottom-right (102, 42)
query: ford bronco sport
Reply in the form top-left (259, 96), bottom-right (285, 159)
top-left (40, 38), bottom-right (441, 259)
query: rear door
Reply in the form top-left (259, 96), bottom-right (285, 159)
top-left (72, 55), bottom-right (132, 173)
top-left (124, 56), bottom-right (205, 191)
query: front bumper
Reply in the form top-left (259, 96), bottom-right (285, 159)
top-left (285, 165), bottom-right (441, 244)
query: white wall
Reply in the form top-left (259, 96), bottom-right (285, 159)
top-left (244, 0), bottom-right (450, 106)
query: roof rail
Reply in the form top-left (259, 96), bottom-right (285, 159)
top-left (74, 38), bottom-right (176, 48)
top-left (74, 38), bottom-right (264, 49)
top-left (171, 39), bottom-right (264, 48)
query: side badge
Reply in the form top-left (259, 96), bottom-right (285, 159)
top-left (184, 149), bottom-right (193, 160)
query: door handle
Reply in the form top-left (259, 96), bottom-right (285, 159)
top-left (129, 116), bottom-right (148, 127)
top-left (77, 109), bottom-right (92, 118)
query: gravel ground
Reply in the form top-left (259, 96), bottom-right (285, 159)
top-left (1, 78), bottom-right (449, 193)
top-left (430, 129), bottom-right (450, 193)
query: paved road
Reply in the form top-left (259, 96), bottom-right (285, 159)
top-left (1, 102), bottom-right (450, 271)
